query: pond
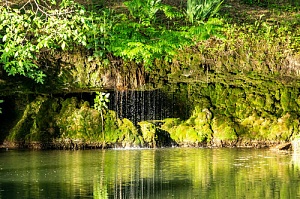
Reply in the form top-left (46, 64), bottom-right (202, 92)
top-left (0, 148), bottom-right (300, 199)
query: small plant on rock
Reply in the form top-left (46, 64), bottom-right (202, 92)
top-left (93, 92), bottom-right (110, 143)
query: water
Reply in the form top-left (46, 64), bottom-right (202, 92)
top-left (0, 148), bottom-right (300, 199)
top-left (108, 90), bottom-right (179, 125)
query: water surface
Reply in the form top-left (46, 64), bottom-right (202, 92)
top-left (0, 148), bottom-right (300, 199)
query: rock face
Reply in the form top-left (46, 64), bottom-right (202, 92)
top-left (0, 95), bottom-right (176, 149)
top-left (2, 74), bottom-right (300, 149)
top-left (1, 34), bottom-right (300, 149)
top-left (138, 121), bottom-right (175, 148)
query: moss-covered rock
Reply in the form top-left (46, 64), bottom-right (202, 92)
top-left (138, 121), bottom-right (174, 147)
top-left (161, 110), bottom-right (213, 146)
top-left (138, 121), bottom-right (156, 147)
top-left (117, 118), bottom-right (143, 148)
top-left (7, 96), bottom-right (59, 144)
top-left (211, 115), bottom-right (238, 146)
top-left (4, 75), bottom-right (300, 149)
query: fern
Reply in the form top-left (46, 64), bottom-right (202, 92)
top-left (186, 0), bottom-right (224, 24)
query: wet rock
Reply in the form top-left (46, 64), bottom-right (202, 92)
top-left (138, 121), bottom-right (174, 148)
top-left (270, 142), bottom-right (292, 151)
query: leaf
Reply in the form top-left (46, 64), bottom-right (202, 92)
top-left (61, 41), bottom-right (66, 50)
top-left (88, 56), bottom-right (94, 62)
top-left (18, 60), bottom-right (23, 67)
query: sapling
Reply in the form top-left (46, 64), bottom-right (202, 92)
top-left (93, 92), bottom-right (110, 146)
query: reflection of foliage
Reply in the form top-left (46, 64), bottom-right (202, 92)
top-left (93, 175), bottom-right (108, 199)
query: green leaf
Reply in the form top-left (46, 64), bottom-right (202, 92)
top-left (3, 35), bottom-right (7, 42)
top-left (18, 60), bottom-right (23, 67)
top-left (61, 41), bottom-right (66, 50)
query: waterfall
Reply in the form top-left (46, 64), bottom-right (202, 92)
top-left (108, 90), bottom-right (176, 124)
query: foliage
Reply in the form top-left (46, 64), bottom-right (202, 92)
top-left (0, 99), bottom-right (2, 114)
top-left (109, 17), bottom-right (223, 70)
top-left (0, 0), bottom-right (112, 83)
top-left (186, 0), bottom-right (223, 24)
top-left (109, 0), bottom-right (221, 70)
top-left (0, 0), bottom-right (223, 82)
top-left (124, 0), bottom-right (163, 25)
top-left (94, 92), bottom-right (110, 111)
top-left (94, 92), bottom-right (110, 140)
top-left (241, 0), bottom-right (300, 7)
top-left (124, 0), bottom-right (183, 25)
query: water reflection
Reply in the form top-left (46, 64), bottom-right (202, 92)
top-left (0, 148), bottom-right (300, 198)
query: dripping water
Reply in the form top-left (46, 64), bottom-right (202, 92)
top-left (108, 90), bottom-right (177, 124)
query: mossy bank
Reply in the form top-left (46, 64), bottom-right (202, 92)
top-left (1, 0), bottom-right (300, 149)
top-left (1, 76), bottom-right (300, 149)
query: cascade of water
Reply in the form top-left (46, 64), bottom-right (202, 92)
top-left (109, 89), bottom-right (177, 124)
top-left (140, 91), bottom-right (144, 121)
top-left (129, 91), bottom-right (135, 124)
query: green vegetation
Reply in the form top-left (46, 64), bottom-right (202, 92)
top-left (0, 99), bottom-right (2, 114)
top-left (0, 0), bottom-right (299, 84)
top-left (93, 92), bottom-right (110, 133)
top-left (158, 81), bottom-right (300, 146)
top-left (1, 0), bottom-right (300, 148)
top-left (186, 0), bottom-right (223, 24)
top-left (0, 0), bottom-right (223, 83)
top-left (241, 0), bottom-right (300, 7)
top-left (0, 0), bottom-right (87, 83)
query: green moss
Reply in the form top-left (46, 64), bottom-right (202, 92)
top-left (269, 113), bottom-right (299, 141)
top-left (211, 116), bottom-right (238, 141)
top-left (238, 112), bottom-right (299, 141)
top-left (170, 124), bottom-right (196, 143)
top-left (117, 118), bottom-right (143, 147)
top-left (7, 96), bottom-right (57, 142)
top-left (281, 88), bottom-right (291, 112)
top-left (103, 110), bottom-right (120, 144)
top-left (160, 106), bottom-right (213, 144)
top-left (138, 121), bottom-right (173, 147)
top-left (265, 93), bottom-right (275, 113)
top-left (235, 98), bottom-right (252, 119)
top-left (138, 121), bottom-right (156, 145)
top-left (56, 98), bottom-right (103, 141)
top-left (161, 118), bottom-right (182, 129)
